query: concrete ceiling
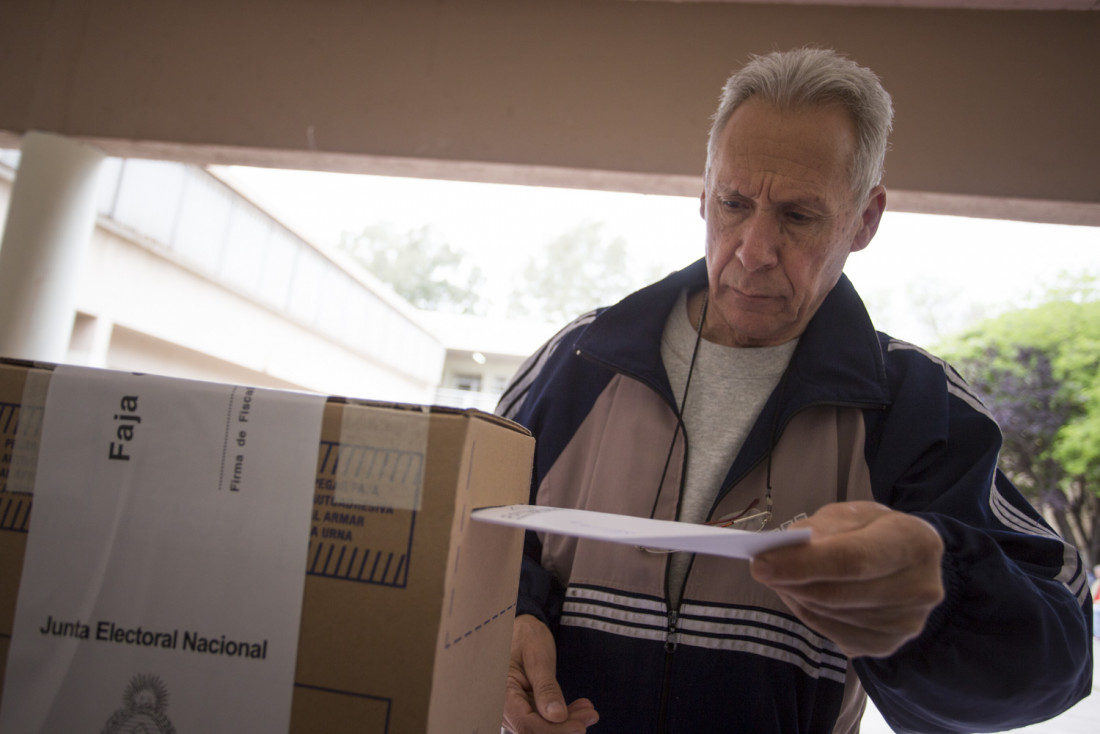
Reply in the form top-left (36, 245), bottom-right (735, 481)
top-left (0, 0), bottom-right (1097, 225)
top-left (671, 1), bottom-right (1098, 8)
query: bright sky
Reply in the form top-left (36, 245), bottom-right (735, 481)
top-left (214, 165), bottom-right (1100, 348)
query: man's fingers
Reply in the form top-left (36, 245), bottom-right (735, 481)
top-left (762, 561), bottom-right (946, 611)
top-left (754, 506), bottom-right (942, 585)
top-left (532, 680), bottom-right (568, 723)
top-left (502, 684), bottom-right (598, 734)
top-left (779, 582), bottom-right (939, 633)
top-left (516, 647), bottom-right (566, 723)
top-left (775, 590), bottom-right (920, 658)
top-left (566, 699), bottom-right (599, 728)
top-left (513, 616), bottom-right (569, 722)
top-left (749, 504), bottom-right (946, 658)
top-left (504, 615), bottom-right (598, 733)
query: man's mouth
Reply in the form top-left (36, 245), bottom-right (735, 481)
top-left (727, 285), bottom-right (778, 301)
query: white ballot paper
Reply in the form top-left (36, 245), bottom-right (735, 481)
top-left (471, 505), bottom-right (811, 559)
top-left (0, 366), bottom-right (325, 733)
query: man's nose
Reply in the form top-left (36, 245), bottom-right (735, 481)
top-left (736, 213), bottom-right (780, 271)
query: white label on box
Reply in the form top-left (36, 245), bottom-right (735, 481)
top-left (0, 366), bottom-right (325, 733)
top-left (333, 403), bottom-right (429, 511)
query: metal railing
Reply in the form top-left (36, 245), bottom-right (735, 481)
top-left (432, 387), bottom-right (503, 412)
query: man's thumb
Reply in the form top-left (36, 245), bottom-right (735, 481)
top-left (532, 679), bottom-right (568, 722)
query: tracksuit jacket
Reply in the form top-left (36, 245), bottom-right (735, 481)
top-left (497, 258), bottom-right (1093, 734)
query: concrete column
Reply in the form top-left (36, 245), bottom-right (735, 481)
top-left (68, 313), bottom-right (115, 368)
top-left (0, 131), bottom-right (105, 362)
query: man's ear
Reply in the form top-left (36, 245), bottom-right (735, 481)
top-left (851, 186), bottom-right (886, 254)
top-left (699, 189), bottom-right (707, 220)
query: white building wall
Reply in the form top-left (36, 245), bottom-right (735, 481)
top-left (0, 150), bottom-right (446, 404)
top-left (419, 311), bottom-right (559, 412)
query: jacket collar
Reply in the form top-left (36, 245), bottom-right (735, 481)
top-left (574, 258), bottom-right (891, 412)
top-left (574, 259), bottom-right (707, 405)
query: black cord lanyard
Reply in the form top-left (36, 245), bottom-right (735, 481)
top-left (647, 290), bottom-right (708, 522)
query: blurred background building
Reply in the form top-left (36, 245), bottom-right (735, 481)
top-left (0, 150), bottom-right (553, 408)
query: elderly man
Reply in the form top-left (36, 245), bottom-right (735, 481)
top-left (497, 48), bottom-right (1092, 734)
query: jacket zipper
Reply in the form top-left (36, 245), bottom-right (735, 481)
top-left (574, 348), bottom-right (887, 731)
top-left (656, 607), bottom-right (678, 734)
top-left (665, 608), bottom-right (680, 653)
top-left (658, 399), bottom-right (886, 734)
top-left (576, 345), bottom-right (692, 734)
top-left (658, 449), bottom-right (689, 733)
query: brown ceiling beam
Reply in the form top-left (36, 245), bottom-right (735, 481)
top-left (0, 0), bottom-right (1097, 225)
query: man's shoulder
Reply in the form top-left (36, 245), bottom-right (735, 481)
top-left (495, 308), bottom-right (602, 420)
top-left (878, 334), bottom-right (996, 420)
top-left (880, 335), bottom-right (961, 379)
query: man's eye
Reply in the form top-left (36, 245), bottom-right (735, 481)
top-left (721, 199), bottom-right (746, 211)
top-left (786, 211), bottom-right (812, 223)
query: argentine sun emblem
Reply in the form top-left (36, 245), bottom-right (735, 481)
top-left (100, 673), bottom-right (176, 734)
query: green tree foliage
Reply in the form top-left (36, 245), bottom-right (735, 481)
top-left (937, 275), bottom-right (1100, 566)
top-left (507, 222), bottom-right (662, 323)
top-left (339, 223), bottom-right (486, 314)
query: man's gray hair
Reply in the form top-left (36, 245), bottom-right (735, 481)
top-left (706, 47), bottom-right (894, 202)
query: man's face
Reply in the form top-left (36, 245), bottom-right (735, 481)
top-left (699, 98), bottom-right (885, 347)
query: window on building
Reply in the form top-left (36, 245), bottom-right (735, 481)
top-left (453, 374), bottom-right (482, 392)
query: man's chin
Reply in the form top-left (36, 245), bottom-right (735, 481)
top-left (703, 319), bottom-right (796, 349)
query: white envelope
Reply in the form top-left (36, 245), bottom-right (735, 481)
top-left (472, 505), bottom-right (810, 560)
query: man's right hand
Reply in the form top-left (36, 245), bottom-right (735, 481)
top-left (502, 614), bottom-right (599, 733)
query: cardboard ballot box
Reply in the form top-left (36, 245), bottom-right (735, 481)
top-left (0, 358), bottom-right (532, 733)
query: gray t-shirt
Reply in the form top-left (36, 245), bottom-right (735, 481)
top-left (660, 288), bottom-right (797, 606)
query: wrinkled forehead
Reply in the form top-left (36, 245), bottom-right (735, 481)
top-left (706, 100), bottom-right (861, 203)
